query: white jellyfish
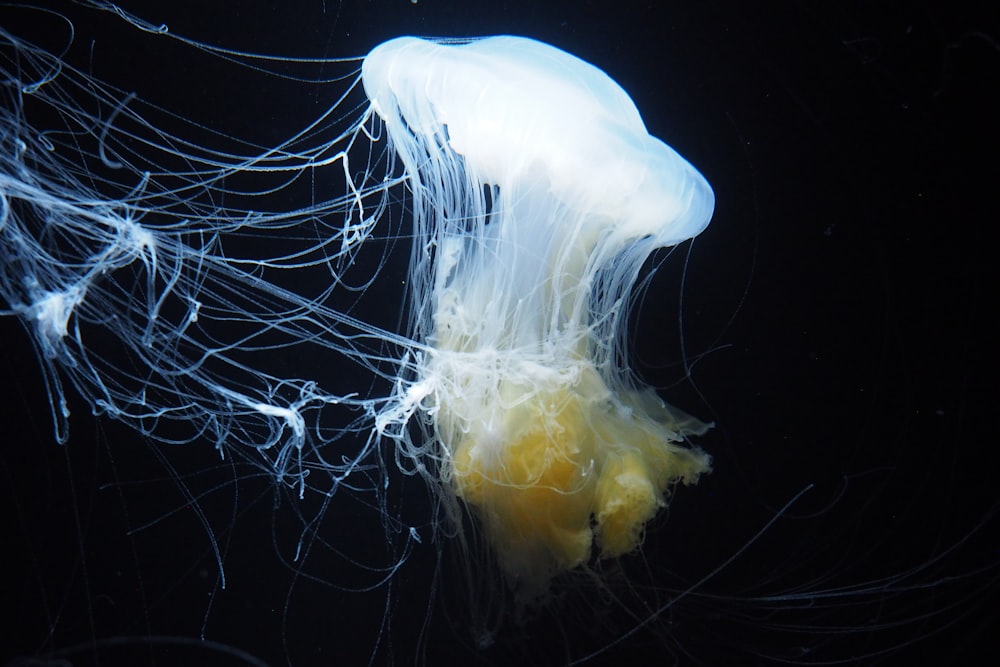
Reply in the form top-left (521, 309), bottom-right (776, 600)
top-left (361, 36), bottom-right (714, 599)
top-left (0, 8), bottom-right (721, 661)
top-left (3, 6), bottom-right (997, 666)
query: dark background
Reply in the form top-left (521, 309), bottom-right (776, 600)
top-left (2, 1), bottom-right (997, 665)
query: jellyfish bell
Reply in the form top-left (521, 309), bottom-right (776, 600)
top-left (363, 36), bottom-right (715, 600)
top-left (362, 36), bottom-right (713, 245)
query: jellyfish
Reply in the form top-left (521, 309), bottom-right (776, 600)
top-left (1, 9), bottom-right (715, 661)
top-left (361, 36), bottom-right (714, 597)
top-left (4, 6), bottom-right (998, 666)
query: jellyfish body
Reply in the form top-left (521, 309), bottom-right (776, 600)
top-left (2, 12), bottom-right (714, 622)
top-left (4, 13), bottom-right (996, 665)
top-left (364, 37), bottom-right (715, 595)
